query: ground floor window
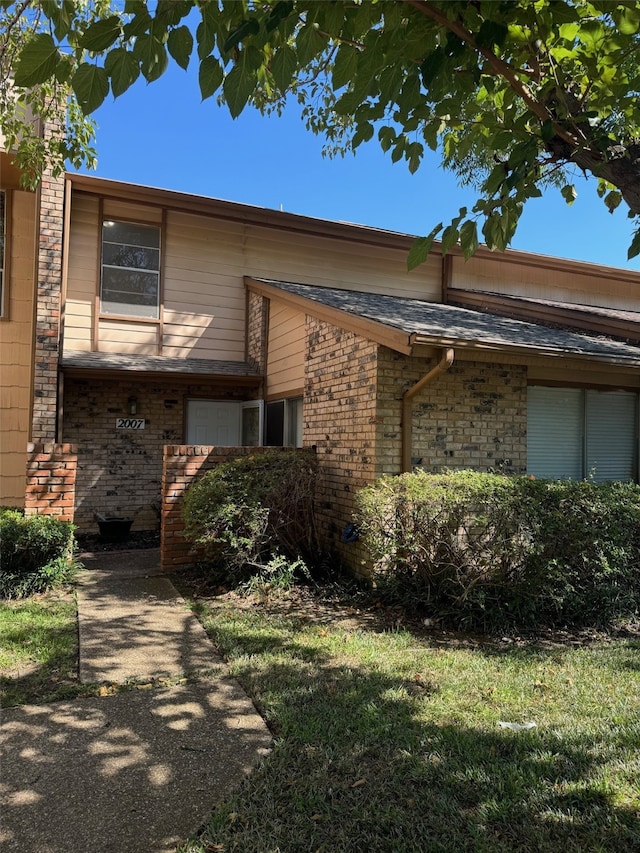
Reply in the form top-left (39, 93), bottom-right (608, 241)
top-left (527, 386), bottom-right (638, 482)
top-left (264, 397), bottom-right (303, 447)
top-left (185, 397), bottom-right (302, 447)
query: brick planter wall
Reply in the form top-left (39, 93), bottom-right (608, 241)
top-left (161, 445), bottom-right (265, 572)
top-left (24, 443), bottom-right (77, 522)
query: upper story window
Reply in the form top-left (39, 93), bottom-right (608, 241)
top-left (101, 220), bottom-right (160, 319)
top-left (0, 191), bottom-right (6, 318)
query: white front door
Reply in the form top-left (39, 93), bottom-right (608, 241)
top-left (186, 400), bottom-right (242, 446)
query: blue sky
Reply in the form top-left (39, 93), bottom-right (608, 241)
top-left (76, 59), bottom-right (638, 271)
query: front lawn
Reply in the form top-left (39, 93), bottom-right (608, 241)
top-left (179, 587), bottom-right (640, 853)
top-left (0, 593), bottom-right (79, 707)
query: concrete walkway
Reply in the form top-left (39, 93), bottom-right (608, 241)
top-left (0, 550), bottom-right (272, 853)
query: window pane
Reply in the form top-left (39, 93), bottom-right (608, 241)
top-left (101, 268), bottom-right (159, 318)
top-left (103, 242), bottom-right (159, 270)
top-left (286, 397), bottom-right (303, 447)
top-left (586, 390), bottom-right (636, 482)
top-left (527, 386), bottom-right (583, 479)
top-left (101, 219), bottom-right (160, 318)
top-left (265, 401), bottom-right (285, 446)
top-left (242, 404), bottom-right (262, 446)
top-left (102, 220), bottom-right (159, 249)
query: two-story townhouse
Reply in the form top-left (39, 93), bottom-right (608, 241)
top-left (3, 164), bottom-right (640, 571)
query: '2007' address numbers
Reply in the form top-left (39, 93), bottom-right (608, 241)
top-left (115, 418), bottom-right (146, 430)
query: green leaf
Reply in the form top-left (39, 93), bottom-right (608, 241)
top-left (79, 16), bottom-right (122, 52)
top-left (628, 229), bottom-right (640, 260)
top-left (407, 226), bottom-right (442, 271)
top-left (104, 48), bottom-right (140, 98)
top-left (266, 2), bottom-right (295, 33)
top-left (123, 8), bottom-right (153, 39)
top-left (271, 45), bottom-right (297, 93)
top-left (40, 0), bottom-right (74, 41)
top-left (72, 64), bottom-right (109, 114)
top-left (296, 24), bottom-right (326, 66)
top-left (223, 64), bottom-right (257, 118)
top-left (561, 184), bottom-right (578, 206)
top-left (196, 9), bottom-right (217, 60)
top-left (14, 33), bottom-right (59, 88)
top-left (332, 44), bottom-right (359, 92)
top-left (459, 220), bottom-right (479, 260)
top-left (199, 56), bottom-right (224, 101)
top-left (133, 34), bottom-right (168, 82)
top-left (476, 20), bottom-right (509, 50)
top-left (167, 26), bottom-right (193, 70)
top-left (440, 224), bottom-right (459, 256)
top-left (484, 164), bottom-right (508, 196)
top-left (223, 19), bottom-right (260, 53)
top-left (604, 190), bottom-right (622, 214)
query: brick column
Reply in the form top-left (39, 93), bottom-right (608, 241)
top-left (31, 121), bottom-right (66, 442)
top-left (25, 443), bottom-right (77, 522)
top-left (246, 290), bottom-right (268, 372)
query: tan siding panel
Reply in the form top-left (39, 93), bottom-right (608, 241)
top-left (64, 193), bottom-right (99, 354)
top-left (451, 254), bottom-right (640, 311)
top-left (98, 321), bottom-right (158, 354)
top-left (103, 199), bottom-right (163, 224)
top-left (266, 302), bottom-right (305, 396)
top-left (0, 189), bottom-right (36, 505)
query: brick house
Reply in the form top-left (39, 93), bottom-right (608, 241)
top-left (3, 160), bottom-right (640, 570)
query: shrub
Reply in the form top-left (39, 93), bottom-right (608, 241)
top-left (356, 470), bottom-right (640, 632)
top-left (0, 510), bottom-right (77, 599)
top-left (182, 449), bottom-right (318, 578)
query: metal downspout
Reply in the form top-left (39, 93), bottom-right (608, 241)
top-left (401, 348), bottom-right (455, 473)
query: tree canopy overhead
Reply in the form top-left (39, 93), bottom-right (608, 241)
top-left (3, 0), bottom-right (640, 264)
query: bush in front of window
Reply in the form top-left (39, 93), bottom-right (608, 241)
top-left (356, 470), bottom-right (640, 633)
top-left (0, 509), bottom-right (77, 599)
top-left (182, 449), bottom-right (318, 583)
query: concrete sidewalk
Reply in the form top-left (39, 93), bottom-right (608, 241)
top-left (0, 551), bottom-right (272, 853)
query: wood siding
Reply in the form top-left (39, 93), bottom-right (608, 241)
top-left (0, 190), bottom-right (36, 504)
top-left (450, 253), bottom-right (639, 311)
top-left (63, 190), bottom-right (440, 361)
top-left (265, 301), bottom-right (305, 397)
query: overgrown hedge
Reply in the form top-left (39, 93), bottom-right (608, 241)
top-left (0, 509), bottom-right (77, 599)
top-left (182, 449), bottom-right (318, 577)
top-left (356, 470), bottom-right (640, 632)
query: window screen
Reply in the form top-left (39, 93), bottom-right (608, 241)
top-left (101, 220), bottom-right (160, 318)
top-left (527, 386), bottom-right (637, 482)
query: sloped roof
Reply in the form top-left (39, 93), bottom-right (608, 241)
top-left (252, 279), bottom-right (640, 366)
top-left (60, 351), bottom-right (262, 381)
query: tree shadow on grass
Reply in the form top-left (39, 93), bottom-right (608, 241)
top-left (183, 621), bottom-right (640, 853)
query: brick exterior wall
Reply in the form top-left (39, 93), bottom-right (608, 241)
top-left (25, 443), bottom-right (77, 522)
top-left (376, 349), bottom-right (528, 476)
top-left (63, 377), bottom-right (248, 532)
top-left (161, 445), bottom-right (267, 572)
top-left (32, 122), bottom-right (66, 442)
top-left (246, 291), bottom-right (268, 373)
top-left (304, 317), bottom-right (379, 568)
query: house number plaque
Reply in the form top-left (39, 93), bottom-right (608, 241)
top-left (115, 418), bottom-right (146, 430)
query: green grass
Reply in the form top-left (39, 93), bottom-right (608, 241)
top-left (179, 592), bottom-right (640, 853)
top-left (0, 594), bottom-right (80, 707)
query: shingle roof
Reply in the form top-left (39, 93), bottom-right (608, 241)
top-left (257, 279), bottom-right (640, 364)
top-left (60, 351), bottom-right (262, 378)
